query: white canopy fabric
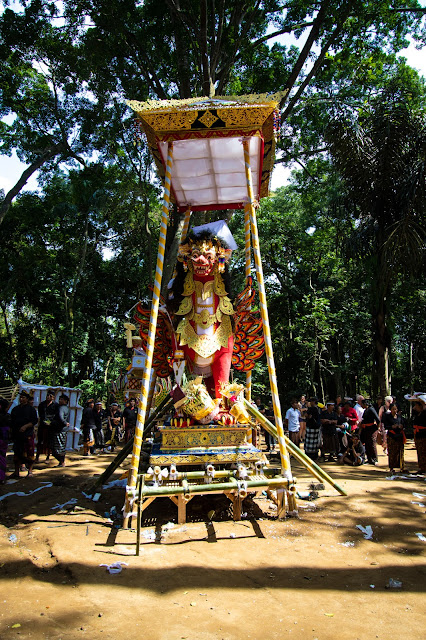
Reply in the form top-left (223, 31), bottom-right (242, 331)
top-left (158, 135), bottom-right (262, 209)
top-left (191, 220), bottom-right (238, 250)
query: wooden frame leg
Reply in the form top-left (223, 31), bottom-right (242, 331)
top-left (276, 488), bottom-right (286, 519)
top-left (178, 495), bottom-right (187, 524)
top-left (233, 494), bottom-right (242, 521)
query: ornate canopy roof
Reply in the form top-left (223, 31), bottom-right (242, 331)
top-left (127, 93), bottom-right (284, 212)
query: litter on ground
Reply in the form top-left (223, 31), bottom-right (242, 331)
top-left (0, 482), bottom-right (53, 503)
top-left (51, 498), bottom-right (78, 511)
top-left (356, 524), bottom-right (373, 540)
top-left (99, 562), bottom-right (128, 574)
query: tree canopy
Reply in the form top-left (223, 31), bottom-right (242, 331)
top-left (1, 0), bottom-right (426, 401)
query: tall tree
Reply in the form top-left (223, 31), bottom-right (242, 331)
top-left (325, 79), bottom-right (426, 395)
top-left (1, 0), bottom-right (425, 221)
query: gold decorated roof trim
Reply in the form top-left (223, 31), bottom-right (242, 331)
top-left (127, 91), bottom-right (287, 114)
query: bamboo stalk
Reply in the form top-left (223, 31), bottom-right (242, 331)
top-left (123, 144), bottom-right (175, 526)
top-left (139, 467), bottom-right (288, 482)
top-left (137, 475), bottom-right (291, 498)
top-left (244, 399), bottom-right (348, 496)
top-left (242, 139), bottom-right (294, 514)
top-left (244, 202), bottom-right (252, 404)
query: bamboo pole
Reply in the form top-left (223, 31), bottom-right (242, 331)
top-left (244, 202), bottom-right (252, 404)
top-left (139, 467), bottom-right (288, 482)
top-left (242, 138), bottom-right (294, 515)
top-left (244, 399), bottom-right (348, 496)
top-left (123, 142), bottom-right (174, 527)
top-left (137, 475), bottom-right (291, 498)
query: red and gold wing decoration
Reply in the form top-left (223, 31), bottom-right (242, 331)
top-left (134, 291), bottom-right (175, 378)
top-left (232, 277), bottom-right (265, 371)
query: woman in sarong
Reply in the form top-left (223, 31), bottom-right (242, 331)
top-left (49, 394), bottom-right (70, 467)
top-left (383, 402), bottom-right (405, 474)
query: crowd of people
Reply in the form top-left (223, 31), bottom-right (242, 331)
top-left (255, 392), bottom-right (426, 475)
top-left (0, 389), bottom-right (70, 482)
top-left (0, 391), bottom-right (141, 482)
top-left (1, 388), bottom-right (426, 482)
top-left (80, 396), bottom-right (138, 456)
top-left (273, 392), bottom-right (426, 474)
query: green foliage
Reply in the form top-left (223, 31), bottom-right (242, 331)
top-left (324, 77), bottom-right (426, 394)
top-left (0, 163), bottom-right (160, 387)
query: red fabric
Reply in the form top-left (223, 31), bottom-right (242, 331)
top-left (342, 406), bottom-right (359, 430)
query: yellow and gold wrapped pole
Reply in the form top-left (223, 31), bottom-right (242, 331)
top-left (123, 142), bottom-right (174, 527)
top-left (242, 138), bottom-right (295, 514)
top-left (244, 202), bottom-right (252, 404)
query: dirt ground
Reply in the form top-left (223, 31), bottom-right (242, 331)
top-left (1, 439), bottom-right (425, 640)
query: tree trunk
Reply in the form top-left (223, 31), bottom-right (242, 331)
top-left (0, 301), bottom-right (20, 379)
top-left (162, 208), bottom-right (186, 297)
top-left (0, 143), bottom-right (65, 226)
top-left (373, 298), bottom-right (390, 397)
top-left (65, 213), bottom-right (91, 388)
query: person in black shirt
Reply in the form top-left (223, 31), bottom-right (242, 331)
top-left (360, 399), bottom-right (380, 465)
top-left (81, 399), bottom-right (96, 456)
top-left (93, 401), bottom-right (106, 453)
top-left (264, 401), bottom-right (276, 452)
top-left (10, 391), bottom-right (38, 477)
top-left (123, 397), bottom-right (138, 443)
top-left (36, 389), bottom-right (57, 462)
top-left (0, 398), bottom-right (11, 484)
top-left (320, 401), bottom-right (339, 461)
top-left (49, 394), bottom-right (70, 467)
top-left (410, 394), bottom-right (426, 474)
top-left (106, 403), bottom-right (122, 451)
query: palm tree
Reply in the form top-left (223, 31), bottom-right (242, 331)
top-left (325, 80), bottom-right (426, 395)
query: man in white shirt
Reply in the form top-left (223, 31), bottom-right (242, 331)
top-left (354, 395), bottom-right (365, 425)
top-left (285, 398), bottom-right (301, 446)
